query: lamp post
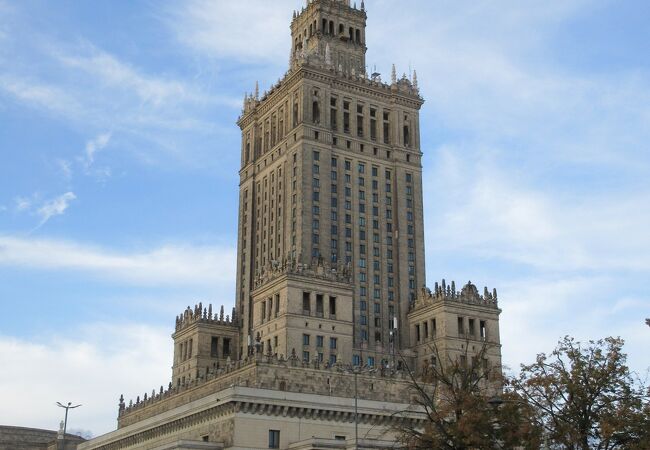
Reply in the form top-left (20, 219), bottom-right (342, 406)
top-left (56, 402), bottom-right (81, 450)
top-left (353, 369), bottom-right (359, 450)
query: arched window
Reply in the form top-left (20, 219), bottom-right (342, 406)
top-left (339, 24), bottom-right (344, 35)
top-left (309, 24), bottom-right (313, 37)
top-left (356, 29), bottom-right (361, 43)
top-left (404, 125), bottom-right (410, 147)
top-left (322, 19), bottom-right (327, 34)
top-left (329, 21), bottom-right (334, 35)
top-left (349, 27), bottom-right (354, 41)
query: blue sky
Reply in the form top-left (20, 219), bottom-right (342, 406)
top-left (0, 0), bottom-right (649, 437)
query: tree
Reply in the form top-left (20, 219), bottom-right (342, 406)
top-left (511, 336), bottom-right (650, 450)
top-left (394, 340), bottom-right (542, 449)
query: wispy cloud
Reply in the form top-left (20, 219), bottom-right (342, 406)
top-left (57, 159), bottom-right (73, 180)
top-left (35, 192), bottom-right (76, 228)
top-left (0, 235), bottom-right (236, 287)
top-left (14, 196), bottom-right (32, 212)
top-left (167, 0), bottom-right (293, 63)
top-left (424, 147), bottom-right (650, 273)
top-left (0, 38), bottom-right (239, 169)
top-left (81, 132), bottom-right (111, 171)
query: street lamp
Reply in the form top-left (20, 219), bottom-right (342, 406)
top-left (56, 402), bottom-right (81, 450)
top-left (353, 368), bottom-right (359, 450)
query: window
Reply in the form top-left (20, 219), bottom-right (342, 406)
top-left (469, 318), bottom-right (476, 336)
top-left (211, 337), bottom-right (219, 357)
top-left (480, 320), bottom-right (487, 341)
top-left (329, 354), bottom-right (337, 365)
top-left (458, 317), bottom-right (465, 335)
top-left (353, 354), bottom-right (361, 366)
top-left (313, 150), bottom-right (320, 161)
top-left (269, 430), bottom-right (280, 448)
top-left (316, 335), bottom-right (324, 347)
top-left (303, 292), bottom-right (311, 313)
top-left (303, 351), bottom-right (310, 362)
top-left (368, 356), bottom-right (375, 367)
top-left (330, 337), bottom-right (337, 349)
top-left (330, 296), bottom-right (337, 315)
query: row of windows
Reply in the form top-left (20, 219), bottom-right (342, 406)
top-left (302, 334), bottom-right (338, 349)
top-left (317, 151), bottom-right (413, 182)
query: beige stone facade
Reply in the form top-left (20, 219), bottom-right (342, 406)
top-left (81, 1), bottom-right (503, 449)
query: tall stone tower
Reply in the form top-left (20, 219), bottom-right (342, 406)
top-left (236, 0), bottom-right (426, 366)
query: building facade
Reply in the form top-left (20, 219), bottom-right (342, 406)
top-left (80, 1), bottom-right (502, 449)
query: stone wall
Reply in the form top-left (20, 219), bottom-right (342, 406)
top-left (118, 357), bottom-right (414, 428)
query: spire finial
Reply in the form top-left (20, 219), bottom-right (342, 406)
top-left (391, 64), bottom-right (397, 84)
top-left (254, 81), bottom-right (259, 100)
top-left (413, 69), bottom-right (418, 89)
top-left (361, 0), bottom-right (365, 11)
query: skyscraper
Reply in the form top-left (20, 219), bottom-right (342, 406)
top-left (236, 0), bottom-right (426, 366)
top-left (81, 2), bottom-right (503, 448)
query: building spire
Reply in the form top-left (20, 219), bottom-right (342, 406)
top-left (254, 81), bottom-right (259, 100)
top-left (391, 64), bottom-right (397, 84)
top-left (413, 69), bottom-right (418, 90)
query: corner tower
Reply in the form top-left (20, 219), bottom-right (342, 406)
top-left (236, 0), bottom-right (425, 366)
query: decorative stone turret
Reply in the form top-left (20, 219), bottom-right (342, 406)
top-left (171, 303), bottom-right (240, 388)
top-left (175, 302), bottom-right (238, 332)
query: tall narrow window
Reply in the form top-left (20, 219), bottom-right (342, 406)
top-left (269, 430), bottom-right (280, 449)
top-left (312, 100), bottom-right (320, 124)
top-left (211, 337), bottom-right (219, 357)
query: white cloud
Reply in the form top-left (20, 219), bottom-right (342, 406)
top-left (55, 47), bottom-right (208, 108)
top-left (0, 324), bottom-right (172, 436)
top-left (167, 0), bottom-right (294, 63)
top-left (14, 196), bottom-right (32, 212)
top-left (82, 132), bottom-right (111, 170)
top-left (0, 235), bottom-right (236, 287)
top-left (36, 192), bottom-right (76, 227)
top-left (497, 274), bottom-right (650, 376)
top-left (424, 146), bottom-right (650, 273)
top-left (57, 159), bottom-right (73, 180)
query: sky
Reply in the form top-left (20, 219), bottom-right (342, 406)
top-left (0, 0), bottom-right (649, 438)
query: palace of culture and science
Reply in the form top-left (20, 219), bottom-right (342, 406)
top-left (80, 1), bottom-right (502, 449)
